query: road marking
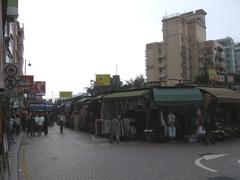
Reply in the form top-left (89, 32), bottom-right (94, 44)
top-left (23, 147), bottom-right (31, 180)
top-left (194, 154), bottom-right (229, 173)
top-left (237, 159), bottom-right (240, 165)
top-left (91, 135), bottom-right (109, 142)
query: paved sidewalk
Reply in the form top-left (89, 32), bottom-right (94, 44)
top-left (3, 133), bottom-right (24, 180)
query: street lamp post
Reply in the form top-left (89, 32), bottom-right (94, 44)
top-left (24, 59), bottom-right (32, 75)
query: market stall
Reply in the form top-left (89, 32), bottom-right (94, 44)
top-left (199, 87), bottom-right (240, 142)
top-left (101, 89), bottom-right (151, 141)
top-left (152, 86), bottom-right (203, 142)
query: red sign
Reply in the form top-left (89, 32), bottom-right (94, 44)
top-left (18, 75), bottom-right (34, 87)
top-left (33, 81), bottom-right (46, 95)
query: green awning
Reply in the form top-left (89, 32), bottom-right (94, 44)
top-left (199, 87), bottom-right (240, 103)
top-left (103, 89), bottom-right (150, 99)
top-left (153, 87), bottom-right (202, 105)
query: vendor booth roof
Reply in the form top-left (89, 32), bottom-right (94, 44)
top-left (103, 89), bottom-right (150, 99)
top-left (74, 98), bottom-right (90, 104)
top-left (153, 87), bottom-right (202, 105)
top-left (199, 87), bottom-right (240, 103)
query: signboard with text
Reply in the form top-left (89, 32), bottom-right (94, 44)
top-left (96, 74), bottom-right (111, 86)
top-left (18, 75), bottom-right (34, 88)
top-left (59, 91), bottom-right (72, 98)
top-left (208, 68), bottom-right (217, 81)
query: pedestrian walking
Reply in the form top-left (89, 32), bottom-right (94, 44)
top-left (58, 112), bottom-right (66, 133)
top-left (31, 113), bottom-right (36, 136)
top-left (15, 114), bottom-right (21, 135)
top-left (38, 114), bottom-right (44, 136)
top-left (43, 113), bottom-right (49, 135)
top-left (110, 115), bottom-right (121, 144)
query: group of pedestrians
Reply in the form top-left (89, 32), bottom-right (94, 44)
top-left (26, 113), bottom-right (48, 136)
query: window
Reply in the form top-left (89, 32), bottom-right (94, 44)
top-left (158, 48), bottom-right (161, 54)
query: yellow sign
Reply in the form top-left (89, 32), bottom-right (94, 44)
top-left (208, 68), bottom-right (217, 80)
top-left (96, 74), bottom-right (111, 86)
top-left (59, 91), bottom-right (72, 98)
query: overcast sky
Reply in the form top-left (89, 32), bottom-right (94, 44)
top-left (18, 0), bottom-right (240, 99)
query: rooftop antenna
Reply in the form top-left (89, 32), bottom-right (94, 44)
top-left (116, 64), bottom-right (118, 75)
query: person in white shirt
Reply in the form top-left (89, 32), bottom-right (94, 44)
top-left (58, 112), bottom-right (66, 133)
top-left (167, 112), bottom-right (176, 141)
top-left (34, 114), bottom-right (39, 136)
top-left (38, 114), bottom-right (45, 136)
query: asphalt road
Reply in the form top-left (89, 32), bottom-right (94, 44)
top-left (18, 125), bottom-right (240, 180)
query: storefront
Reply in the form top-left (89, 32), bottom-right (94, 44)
top-left (152, 87), bottom-right (203, 142)
top-left (0, 92), bottom-right (11, 173)
top-left (199, 87), bottom-right (240, 142)
top-left (100, 89), bottom-right (151, 140)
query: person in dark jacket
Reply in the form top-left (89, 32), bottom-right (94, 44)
top-left (43, 113), bottom-right (49, 135)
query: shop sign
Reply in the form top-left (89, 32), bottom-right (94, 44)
top-left (217, 75), bottom-right (225, 82)
top-left (96, 74), bottom-right (111, 86)
top-left (18, 75), bottom-right (34, 87)
top-left (208, 68), bottom-right (217, 81)
top-left (59, 91), bottom-right (72, 98)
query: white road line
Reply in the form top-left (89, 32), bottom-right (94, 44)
top-left (194, 154), bottom-right (229, 173)
top-left (237, 159), bottom-right (240, 165)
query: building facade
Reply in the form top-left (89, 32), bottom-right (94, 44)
top-left (217, 37), bottom-right (235, 74)
top-left (235, 43), bottom-right (240, 74)
top-left (146, 9), bottom-right (207, 85)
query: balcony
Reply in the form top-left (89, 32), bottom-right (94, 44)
top-left (158, 55), bottom-right (166, 59)
top-left (158, 63), bottom-right (166, 68)
top-left (159, 73), bottom-right (167, 78)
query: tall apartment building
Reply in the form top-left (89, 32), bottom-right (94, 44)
top-left (235, 43), bottom-right (240, 74)
top-left (217, 37), bottom-right (235, 73)
top-left (198, 40), bottom-right (225, 77)
top-left (146, 9), bottom-right (207, 85)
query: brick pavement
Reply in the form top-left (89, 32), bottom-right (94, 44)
top-left (17, 125), bottom-right (240, 180)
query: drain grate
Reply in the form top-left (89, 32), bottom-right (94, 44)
top-left (208, 176), bottom-right (236, 180)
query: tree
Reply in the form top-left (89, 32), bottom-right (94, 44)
top-left (133, 75), bottom-right (145, 88)
top-left (122, 74), bottom-right (146, 89)
top-left (85, 80), bottom-right (113, 96)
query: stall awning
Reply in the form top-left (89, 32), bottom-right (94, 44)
top-left (199, 87), bottom-right (240, 103)
top-left (153, 87), bottom-right (202, 105)
top-left (103, 89), bottom-right (150, 99)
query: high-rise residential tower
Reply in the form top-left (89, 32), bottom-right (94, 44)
top-left (146, 9), bottom-right (207, 85)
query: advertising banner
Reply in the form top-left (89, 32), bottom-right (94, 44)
top-left (18, 75), bottom-right (34, 88)
top-left (96, 74), bottom-right (111, 86)
top-left (217, 75), bottom-right (225, 82)
top-left (33, 81), bottom-right (46, 95)
top-left (208, 68), bottom-right (217, 81)
top-left (59, 91), bottom-right (72, 98)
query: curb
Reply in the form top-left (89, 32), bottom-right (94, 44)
top-left (16, 133), bottom-right (24, 180)
top-left (6, 133), bottom-right (24, 180)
